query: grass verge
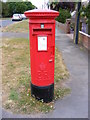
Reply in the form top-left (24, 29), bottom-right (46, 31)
top-left (0, 18), bottom-right (11, 20)
top-left (2, 19), bottom-right (29, 33)
top-left (2, 37), bottom-right (70, 114)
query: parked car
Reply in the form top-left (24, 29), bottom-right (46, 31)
top-left (12, 14), bottom-right (22, 21)
top-left (19, 14), bottom-right (23, 20)
top-left (21, 14), bottom-right (27, 19)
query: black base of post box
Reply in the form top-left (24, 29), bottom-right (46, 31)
top-left (31, 83), bottom-right (54, 103)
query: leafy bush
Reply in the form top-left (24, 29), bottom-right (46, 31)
top-left (1, 1), bottom-right (35, 17)
top-left (81, 3), bottom-right (90, 23)
top-left (80, 3), bottom-right (90, 34)
top-left (56, 8), bottom-right (71, 23)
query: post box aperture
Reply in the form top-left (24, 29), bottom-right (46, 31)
top-left (24, 9), bottom-right (59, 102)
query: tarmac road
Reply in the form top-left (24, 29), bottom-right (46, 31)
top-left (0, 19), bottom-right (21, 28)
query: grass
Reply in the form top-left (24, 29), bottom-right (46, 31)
top-left (9, 89), bottom-right (19, 101)
top-left (2, 19), bottom-right (29, 33)
top-left (0, 18), bottom-right (11, 20)
top-left (2, 37), bottom-right (70, 114)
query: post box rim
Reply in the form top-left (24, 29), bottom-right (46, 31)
top-left (24, 9), bottom-right (59, 18)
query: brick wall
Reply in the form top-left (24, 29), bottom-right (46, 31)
top-left (79, 31), bottom-right (90, 50)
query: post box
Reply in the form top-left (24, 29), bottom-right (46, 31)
top-left (24, 9), bottom-right (59, 102)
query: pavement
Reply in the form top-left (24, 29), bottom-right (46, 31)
top-left (42, 28), bottom-right (88, 118)
top-left (1, 27), bottom-right (88, 118)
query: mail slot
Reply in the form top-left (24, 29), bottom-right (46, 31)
top-left (33, 28), bottom-right (52, 33)
top-left (24, 9), bottom-right (59, 102)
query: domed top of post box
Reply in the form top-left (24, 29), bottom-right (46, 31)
top-left (24, 9), bottom-right (59, 19)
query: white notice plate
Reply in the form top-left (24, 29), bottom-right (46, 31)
top-left (38, 36), bottom-right (47, 51)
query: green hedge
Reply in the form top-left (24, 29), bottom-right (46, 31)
top-left (56, 8), bottom-right (71, 23)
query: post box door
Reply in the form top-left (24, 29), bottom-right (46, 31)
top-left (31, 31), bottom-right (55, 86)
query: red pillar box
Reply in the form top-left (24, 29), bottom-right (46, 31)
top-left (24, 9), bottom-right (59, 102)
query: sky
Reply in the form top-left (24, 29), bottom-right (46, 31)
top-left (29, 0), bottom-right (49, 9)
top-left (2, 0), bottom-right (89, 9)
top-left (29, 0), bottom-right (89, 8)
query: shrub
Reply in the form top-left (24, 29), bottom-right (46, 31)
top-left (1, 1), bottom-right (35, 17)
top-left (56, 8), bottom-right (71, 23)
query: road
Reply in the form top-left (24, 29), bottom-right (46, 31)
top-left (0, 19), bottom-right (20, 28)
